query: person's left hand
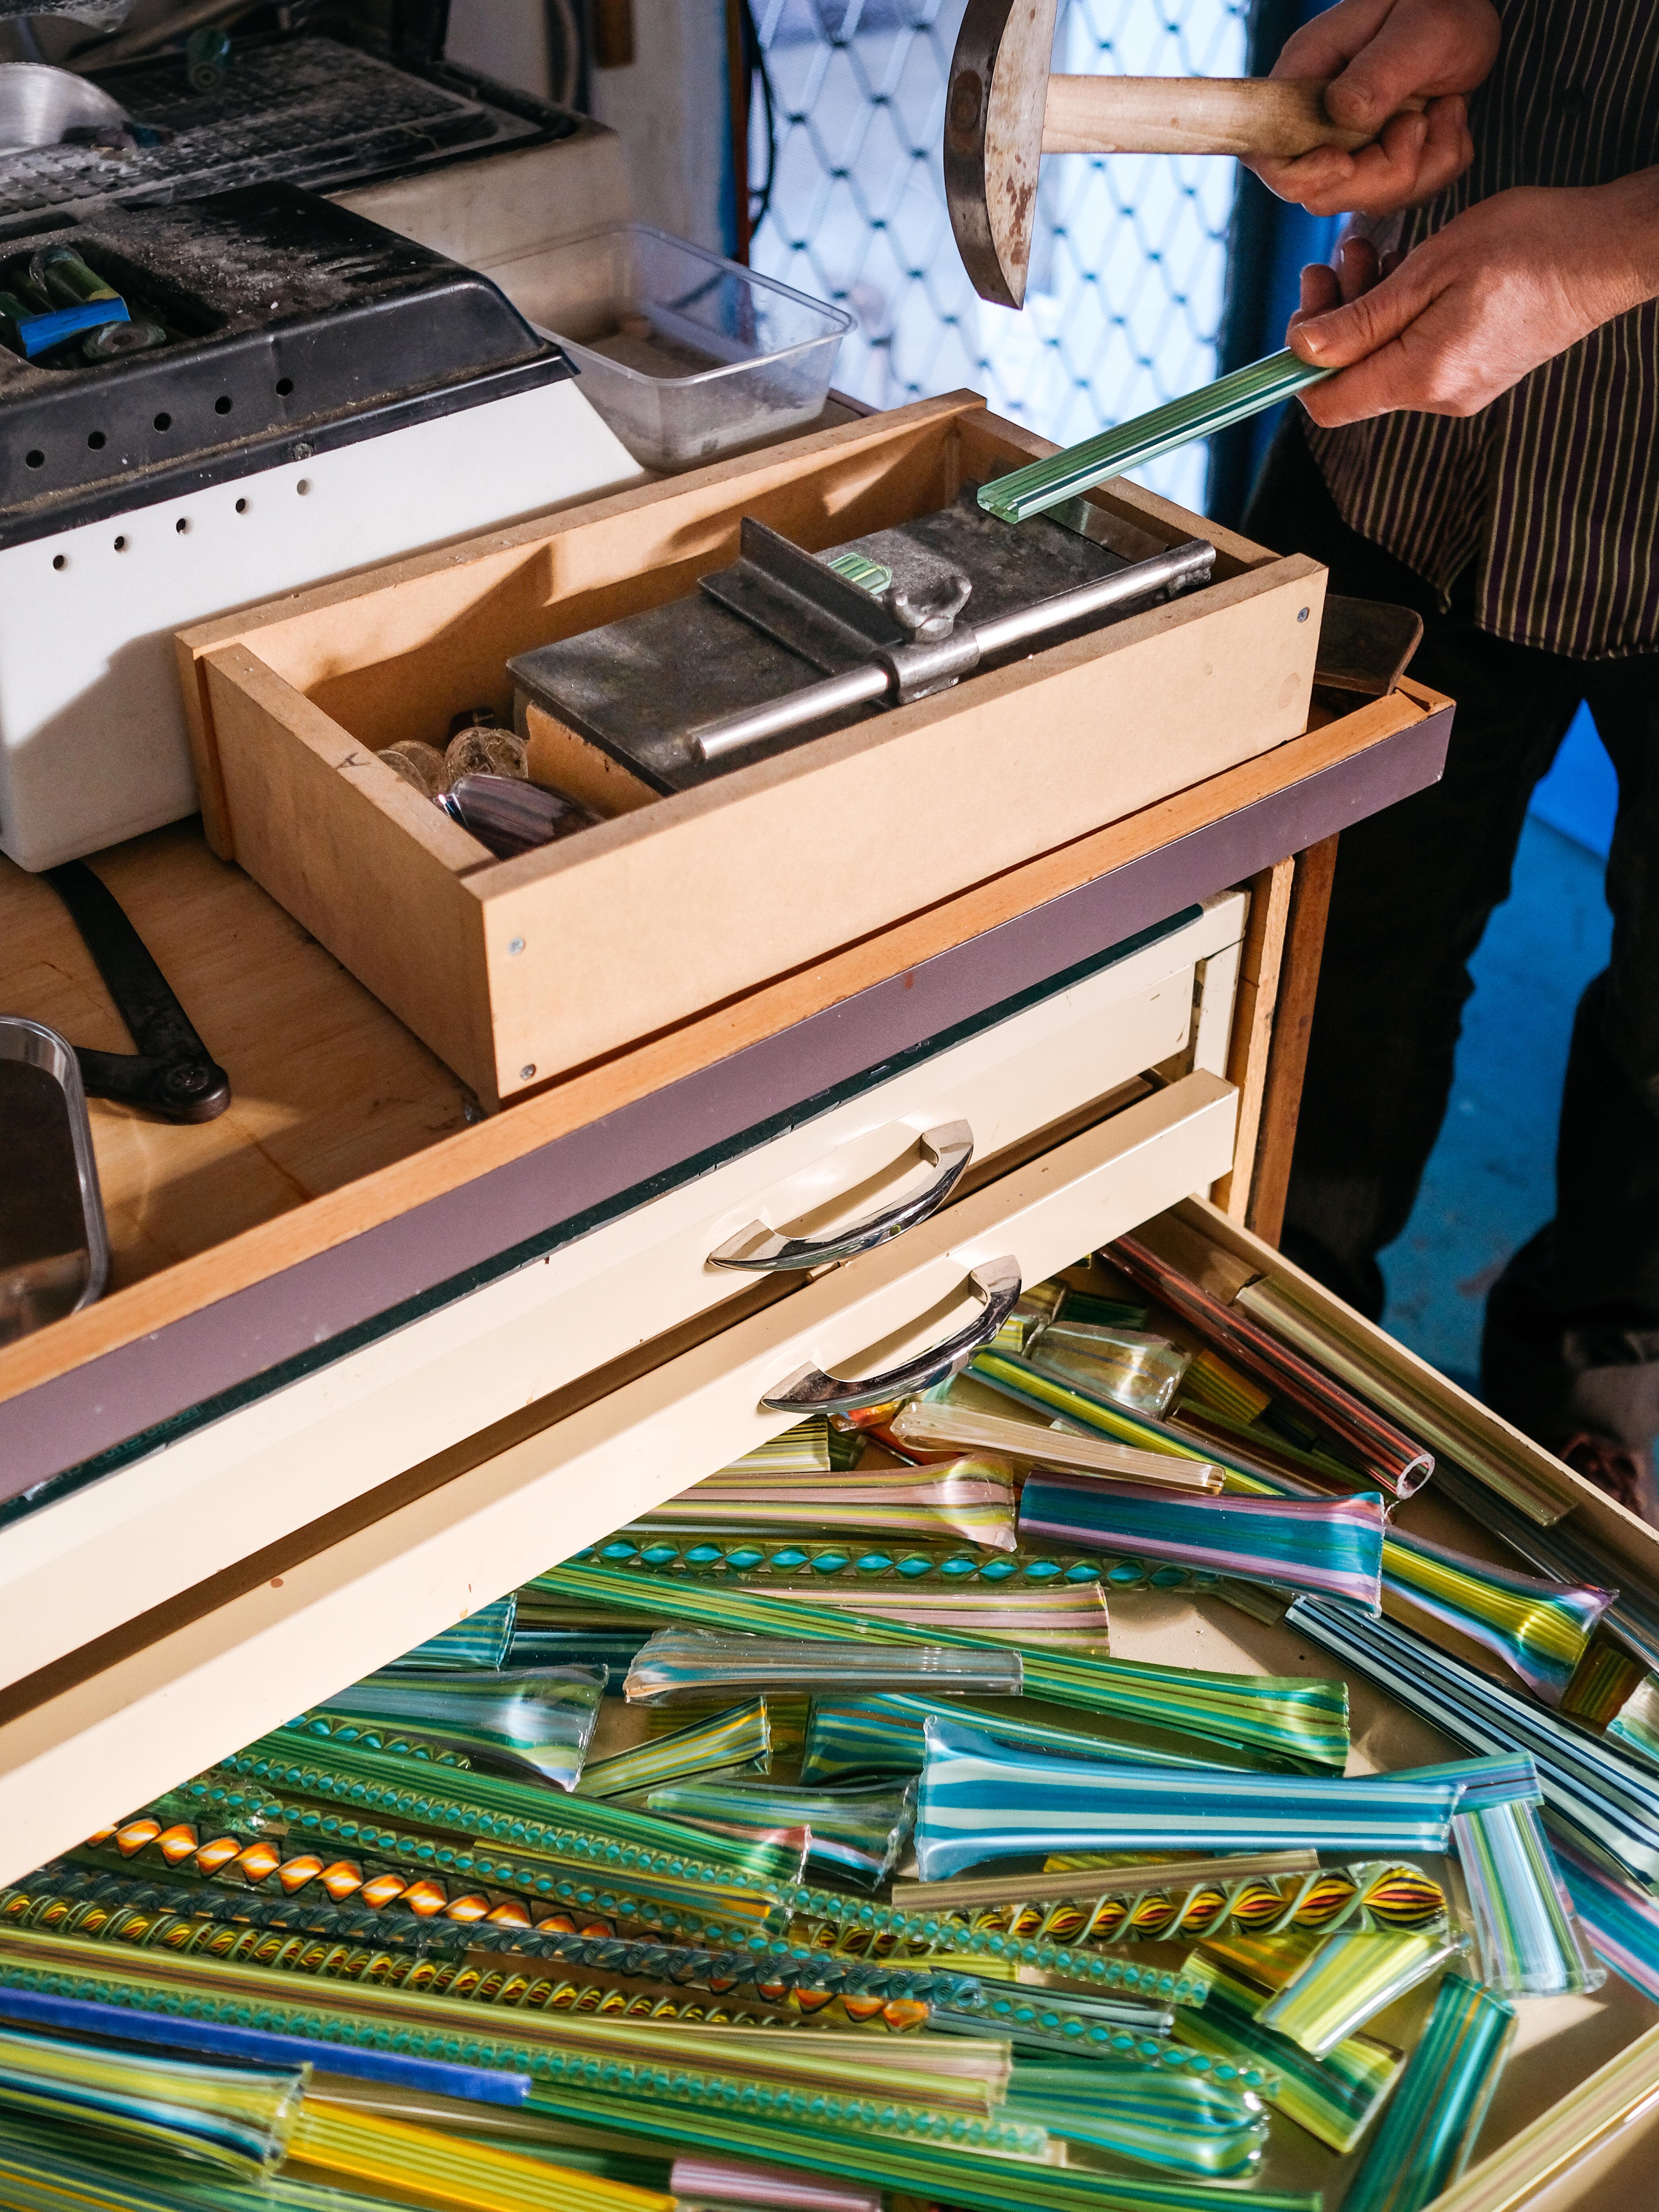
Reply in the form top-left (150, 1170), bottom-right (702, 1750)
top-left (1289, 177), bottom-right (1659, 424)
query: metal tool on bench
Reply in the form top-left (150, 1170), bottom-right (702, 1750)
top-left (509, 491), bottom-right (1216, 795)
top-left (0, 1014), bottom-right (108, 1345)
top-left (44, 860), bottom-right (229, 1122)
top-left (0, 180), bottom-right (638, 872)
top-left (945, 0), bottom-right (1424, 309)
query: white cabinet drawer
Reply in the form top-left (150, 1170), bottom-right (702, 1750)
top-left (0, 893), bottom-right (1244, 1697)
top-left (0, 1067), bottom-right (1236, 1880)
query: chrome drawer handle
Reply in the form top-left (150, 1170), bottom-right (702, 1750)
top-left (708, 1120), bottom-right (974, 1272)
top-left (761, 1255), bottom-right (1021, 1415)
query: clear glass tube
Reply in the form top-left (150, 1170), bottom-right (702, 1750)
top-left (623, 1630), bottom-right (1023, 1706)
top-left (1455, 1794), bottom-right (1604, 1997)
top-left (887, 1399), bottom-right (1224, 1490)
top-left (0, 2021), bottom-right (304, 2178)
top-left (539, 1563), bottom-right (1351, 1772)
top-left (646, 1778), bottom-right (915, 1886)
top-left (1253, 1928), bottom-right (1471, 2058)
top-left (577, 1701), bottom-right (771, 1798)
top-left (1001, 2058), bottom-right (1266, 2180)
top-left (384, 1595), bottom-right (518, 1673)
top-left (293, 1667), bottom-right (604, 1790)
top-left (639, 1455), bottom-right (1019, 1550)
top-left (1025, 1323), bottom-right (1192, 1420)
top-left (1172, 1965), bottom-right (1404, 2154)
top-left (1380, 1525), bottom-right (1613, 1706)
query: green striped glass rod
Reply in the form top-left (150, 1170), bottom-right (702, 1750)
top-left (524, 2079), bottom-right (1326, 2212)
top-left (1173, 1966), bottom-right (1402, 2156)
top-left (978, 351), bottom-right (1332, 525)
top-left (538, 1563), bottom-right (1350, 1771)
top-left (1341, 1973), bottom-right (1516, 2212)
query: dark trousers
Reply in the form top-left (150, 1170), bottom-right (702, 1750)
top-left (1243, 421), bottom-right (1659, 1453)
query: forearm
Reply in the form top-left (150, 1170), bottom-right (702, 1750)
top-left (1579, 168), bottom-right (1659, 320)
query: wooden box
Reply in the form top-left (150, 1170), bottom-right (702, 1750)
top-left (180, 391), bottom-right (1324, 1110)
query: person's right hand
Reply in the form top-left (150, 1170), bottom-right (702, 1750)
top-left (1247, 0), bottom-right (1500, 219)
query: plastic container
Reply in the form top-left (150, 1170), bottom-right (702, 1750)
top-left (486, 222), bottom-right (853, 472)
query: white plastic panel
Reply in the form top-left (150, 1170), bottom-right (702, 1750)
top-left (0, 378), bottom-right (642, 869)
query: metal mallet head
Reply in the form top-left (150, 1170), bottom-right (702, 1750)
top-left (944, 0), bottom-right (1061, 313)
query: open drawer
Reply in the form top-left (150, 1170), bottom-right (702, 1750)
top-left (4, 1164), bottom-right (1659, 2210)
top-left (0, 890), bottom-right (1247, 1695)
top-left (0, 657), bottom-right (1451, 1644)
top-left (176, 389), bottom-right (1326, 1107)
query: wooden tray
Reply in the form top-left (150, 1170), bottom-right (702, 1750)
top-left (179, 391), bottom-right (1323, 1109)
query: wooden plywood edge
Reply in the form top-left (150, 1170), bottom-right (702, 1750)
top-left (1246, 833), bottom-right (1339, 1245)
top-left (1211, 856), bottom-right (1295, 1219)
top-left (0, 684), bottom-right (1429, 1408)
top-left (174, 633), bottom-right (236, 860)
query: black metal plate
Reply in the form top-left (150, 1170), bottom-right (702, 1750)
top-left (509, 491), bottom-right (1133, 796)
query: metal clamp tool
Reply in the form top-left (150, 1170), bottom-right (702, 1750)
top-left (44, 861), bottom-right (231, 1123)
top-left (689, 522), bottom-right (1216, 764)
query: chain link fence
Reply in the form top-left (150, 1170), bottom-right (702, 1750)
top-left (747, 0), bottom-right (1248, 509)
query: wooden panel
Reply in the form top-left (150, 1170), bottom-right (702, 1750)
top-left (472, 556), bottom-right (1323, 1100)
top-left (1246, 832), bottom-right (1339, 1244)
top-left (204, 649), bottom-right (501, 1103)
top-left (1212, 856), bottom-right (1295, 1220)
top-left (0, 683), bottom-right (1438, 1412)
top-left (0, 827), bottom-right (470, 1293)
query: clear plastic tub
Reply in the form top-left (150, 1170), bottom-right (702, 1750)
top-left (484, 222), bottom-right (853, 473)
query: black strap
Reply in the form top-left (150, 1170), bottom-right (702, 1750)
top-left (44, 861), bottom-right (231, 1124)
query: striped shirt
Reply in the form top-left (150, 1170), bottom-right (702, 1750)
top-left (1305, 0), bottom-right (1659, 660)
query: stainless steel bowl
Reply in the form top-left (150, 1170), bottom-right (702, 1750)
top-left (0, 62), bottom-right (127, 155)
top-left (0, 1015), bottom-right (108, 1344)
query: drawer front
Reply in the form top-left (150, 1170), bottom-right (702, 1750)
top-left (0, 1069), bottom-right (1236, 1879)
top-left (0, 895), bottom-right (1243, 1695)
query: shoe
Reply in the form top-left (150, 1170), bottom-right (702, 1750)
top-left (1556, 1431), bottom-right (1647, 1514)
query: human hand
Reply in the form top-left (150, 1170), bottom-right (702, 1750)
top-left (1289, 177), bottom-right (1659, 424)
top-left (1248, 0), bottom-right (1499, 217)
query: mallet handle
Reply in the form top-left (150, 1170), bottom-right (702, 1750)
top-left (1042, 75), bottom-right (1425, 158)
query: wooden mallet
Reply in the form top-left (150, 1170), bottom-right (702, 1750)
top-left (945, 0), bottom-right (1424, 307)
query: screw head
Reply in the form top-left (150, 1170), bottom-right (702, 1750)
top-left (507, 936), bottom-right (526, 956)
top-left (520, 1064), bottom-right (536, 1082)
top-left (1297, 606), bottom-right (1310, 622)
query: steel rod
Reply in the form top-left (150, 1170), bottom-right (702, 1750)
top-left (691, 539), bottom-right (1215, 765)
